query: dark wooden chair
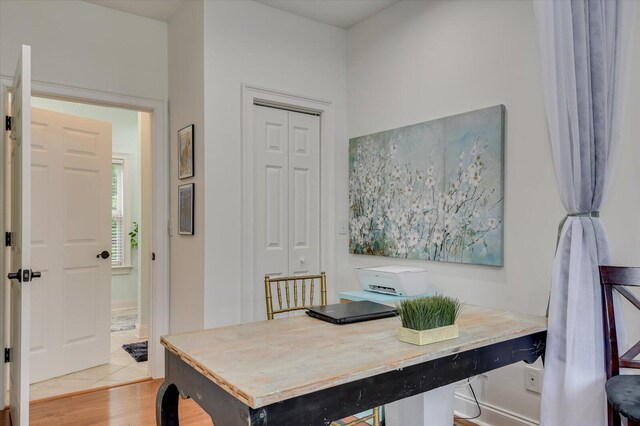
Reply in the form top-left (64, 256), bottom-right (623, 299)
top-left (599, 266), bottom-right (640, 426)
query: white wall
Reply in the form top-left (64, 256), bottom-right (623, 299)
top-left (30, 97), bottom-right (142, 308)
top-left (344, 1), bottom-right (640, 424)
top-left (0, 0), bottom-right (167, 101)
top-left (167, 0), bottom-right (205, 333)
top-left (201, 0), bottom-right (347, 328)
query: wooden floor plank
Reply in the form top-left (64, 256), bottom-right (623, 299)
top-left (1, 379), bottom-right (211, 426)
top-left (0, 380), bottom-right (479, 425)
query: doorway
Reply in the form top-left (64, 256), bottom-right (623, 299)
top-left (26, 97), bottom-right (151, 400)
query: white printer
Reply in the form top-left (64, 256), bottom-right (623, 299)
top-left (355, 266), bottom-right (429, 297)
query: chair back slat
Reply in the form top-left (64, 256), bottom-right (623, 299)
top-left (310, 279), bottom-right (315, 306)
top-left (599, 266), bottom-right (640, 380)
top-left (285, 282), bottom-right (291, 309)
top-left (621, 340), bottom-right (640, 364)
top-left (264, 272), bottom-right (327, 320)
top-left (276, 283), bottom-right (283, 310)
top-left (615, 286), bottom-right (640, 311)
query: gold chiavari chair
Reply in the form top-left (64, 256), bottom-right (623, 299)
top-left (264, 272), bottom-right (381, 426)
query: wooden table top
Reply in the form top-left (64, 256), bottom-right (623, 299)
top-left (161, 305), bottom-right (546, 409)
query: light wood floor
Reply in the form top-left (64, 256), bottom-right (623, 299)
top-left (0, 379), bottom-right (478, 425)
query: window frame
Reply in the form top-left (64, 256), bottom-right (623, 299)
top-left (112, 153), bottom-right (133, 275)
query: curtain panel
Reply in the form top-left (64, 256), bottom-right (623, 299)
top-left (533, 0), bottom-right (637, 425)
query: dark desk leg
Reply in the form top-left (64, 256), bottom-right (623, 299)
top-left (156, 381), bottom-right (180, 426)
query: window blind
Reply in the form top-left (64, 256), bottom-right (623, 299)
top-left (112, 159), bottom-right (125, 267)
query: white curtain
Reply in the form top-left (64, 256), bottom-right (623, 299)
top-left (533, 1), bottom-right (637, 425)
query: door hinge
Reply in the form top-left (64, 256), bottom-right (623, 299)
top-left (4, 348), bottom-right (10, 363)
top-left (5, 116), bottom-right (12, 131)
top-left (152, 252), bottom-right (156, 261)
top-left (5, 231), bottom-right (12, 247)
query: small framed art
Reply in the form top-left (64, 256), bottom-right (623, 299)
top-left (178, 183), bottom-right (194, 235)
top-left (178, 124), bottom-right (194, 179)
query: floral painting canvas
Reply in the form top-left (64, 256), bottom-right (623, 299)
top-left (349, 105), bottom-right (505, 266)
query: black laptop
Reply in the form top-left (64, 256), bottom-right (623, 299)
top-left (306, 300), bottom-right (398, 325)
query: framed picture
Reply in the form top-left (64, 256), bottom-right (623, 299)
top-left (178, 124), bottom-right (194, 179)
top-left (178, 183), bottom-right (194, 235)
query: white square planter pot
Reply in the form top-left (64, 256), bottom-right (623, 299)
top-left (398, 324), bottom-right (459, 346)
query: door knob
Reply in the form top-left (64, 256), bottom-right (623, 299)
top-left (299, 257), bottom-right (306, 264)
top-left (97, 250), bottom-right (111, 259)
top-left (7, 269), bottom-right (21, 282)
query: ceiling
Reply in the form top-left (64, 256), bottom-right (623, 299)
top-left (84, 0), bottom-right (185, 23)
top-left (255, 0), bottom-right (400, 29)
top-left (83, 0), bottom-right (399, 28)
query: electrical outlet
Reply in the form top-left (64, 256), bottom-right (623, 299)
top-left (524, 366), bottom-right (541, 394)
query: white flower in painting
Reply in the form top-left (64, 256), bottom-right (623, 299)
top-left (376, 217), bottom-right (385, 230)
top-left (391, 166), bottom-right (402, 180)
top-left (444, 216), bottom-right (453, 228)
top-left (407, 231), bottom-right (420, 247)
top-left (425, 175), bottom-right (436, 188)
top-left (387, 208), bottom-right (396, 221)
top-left (432, 231), bottom-right (443, 245)
top-left (389, 140), bottom-right (398, 157)
top-left (397, 214), bottom-right (408, 227)
top-left (470, 173), bottom-right (481, 187)
top-left (390, 225), bottom-right (401, 240)
top-left (458, 191), bottom-right (467, 203)
top-left (445, 193), bottom-right (455, 204)
top-left (472, 209), bottom-right (479, 218)
top-left (404, 184), bottom-right (413, 196)
top-left (426, 166), bottom-right (435, 175)
top-left (467, 163), bottom-right (477, 173)
top-left (488, 218), bottom-right (499, 229)
top-left (396, 241), bottom-right (407, 256)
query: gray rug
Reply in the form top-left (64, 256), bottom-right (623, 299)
top-left (111, 314), bottom-right (137, 332)
top-left (122, 341), bottom-right (148, 362)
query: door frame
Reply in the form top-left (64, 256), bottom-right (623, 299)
top-left (240, 84), bottom-right (336, 323)
top-left (0, 77), bottom-right (170, 402)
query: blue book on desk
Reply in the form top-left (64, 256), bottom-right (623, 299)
top-left (306, 301), bottom-right (397, 325)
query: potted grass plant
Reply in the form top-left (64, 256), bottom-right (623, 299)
top-left (397, 295), bottom-right (462, 346)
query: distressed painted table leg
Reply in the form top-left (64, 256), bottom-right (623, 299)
top-left (156, 381), bottom-right (180, 426)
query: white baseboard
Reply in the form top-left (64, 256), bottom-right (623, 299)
top-left (455, 393), bottom-right (539, 426)
top-left (111, 299), bottom-right (137, 312)
top-left (135, 323), bottom-right (149, 339)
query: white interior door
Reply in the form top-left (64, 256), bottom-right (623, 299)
top-left (7, 44), bottom-right (32, 426)
top-left (253, 105), bottom-right (320, 320)
top-left (288, 111), bottom-right (320, 276)
top-left (29, 107), bottom-right (112, 383)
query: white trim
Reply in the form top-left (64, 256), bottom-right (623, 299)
top-left (111, 299), bottom-right (137, 312)
top-left (1, 71), bottom-right (9, 408)
top-left (0, 75), bottom-right (169, 380)
top-left (455, 393), bottom-right (539, 426)
top-left (240, 84), bottom-right (336, 322)
top-left (135, 323), bottom-right (150, 340)
top-left (111, 265), bottom-right (133, 275)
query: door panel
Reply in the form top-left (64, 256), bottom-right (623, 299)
top-left (29, 107), bottom-right (111, 383)
top-left (8, 43), bottom-right (32, 426)
top-left (253, 105), bottom-right (320, 320)
top-left (288, 111), bottom-right (319, 276)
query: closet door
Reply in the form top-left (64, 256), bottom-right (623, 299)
top-left (253, 105), bottom-right (320, 320)
top-left (254, 106), bottom-right (289, 316)
top-left (288, 111), bottom-right (319, 276)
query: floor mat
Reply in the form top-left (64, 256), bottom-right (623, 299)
top-left (111, 313), bottom-right (137, 332)
top-left (122, 341), bottom-right (148, 362)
